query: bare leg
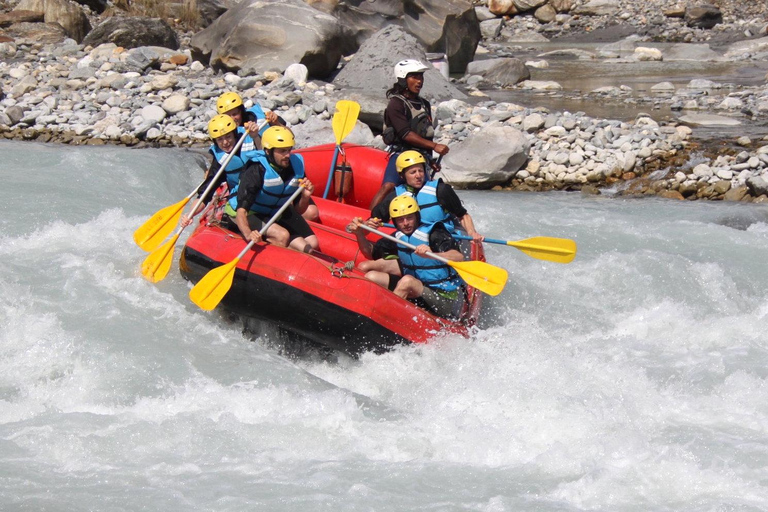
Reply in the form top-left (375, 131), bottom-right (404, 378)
top-left (264, 224), bottom-right (290, 247)
top-left (364, 270), bottom-right (394, 288)
top-left (301, 204), bottom-right (319, 222)
top-left (359, 259), bottom-right (400, 274)
top-left (392, 274), bottom-right (423, 300)
top-left (289, 234), bottom-right (319, 252)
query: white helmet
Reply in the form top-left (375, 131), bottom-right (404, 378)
top-left (394, 59), bottom-right (429, 80)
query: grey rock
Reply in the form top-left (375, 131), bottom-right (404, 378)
top-left (83, 16), bottom-right (179, 50)
top-left (401, 0), bottom-right (481, 74)
top-left (442, 125), bottom-right (531, 187)
top-left (5, 106), bottom-right (25, 125)
top-left (747, 176), bottom-right (768, 197)
top-left (572, 0), bottom-right (619, 16)
top-left (465, 57), bottom-right (530, 87)
top-left (334, 25), bottom-right (464, 102)
top-left (284, 63), bottom-right (309, 85)
top-left (291, 115), bottom-right (374, 148)
top-left (522, 113), bottom-right (545, 132)
top-left (139, 104), bottom-right (167, 124)
top-left (191, 0), bottom-right (345, 79)
top-left (684, 4), bottom-right (722, 29)
top-left (122, 47), bottom-right (162, 72)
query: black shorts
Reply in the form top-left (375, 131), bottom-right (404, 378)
top-left (230, 206), bottom-right (314, 243)
top-left (259, 206), bottom-right (314, 242)
top-left (419, 286), bottom-right (464, 320)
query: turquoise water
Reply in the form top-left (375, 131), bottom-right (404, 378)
top-left (2, 140), bottom-right (768, 510)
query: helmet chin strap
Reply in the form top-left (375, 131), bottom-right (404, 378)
top-left (265, 148), bottom-right (277, 167)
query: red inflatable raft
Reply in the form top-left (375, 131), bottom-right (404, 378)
top-left (180, 144), bottom-right (484, 355)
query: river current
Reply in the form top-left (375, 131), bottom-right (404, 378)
top-left (2, 140), bottom-right (768, 510)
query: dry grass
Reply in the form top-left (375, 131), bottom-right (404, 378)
top-left (107, 0), bottom-right (201, 30)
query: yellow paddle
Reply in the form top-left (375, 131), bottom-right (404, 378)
top-left (322, 100), bottom-right (360, 198)
top-left (133, 130), bottom-right (250, 253)
top-left (358, 224), bottom-right (508, 297)
top-left (189, 186), bottom-right (306, 311)
top-left (140, 129), bottom-right (265, 281)
top-left (332, 100), bottom-right (360, 144)
top-left (453, 234), bottom-right (577, 264)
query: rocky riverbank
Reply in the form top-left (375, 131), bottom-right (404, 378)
top-left (2, 0), bottom-right (768, 202)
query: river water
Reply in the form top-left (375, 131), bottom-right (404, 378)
top-left (486, 40), bottom-right (768, 142)
top-left (3, 140), bottom-right (768, 510)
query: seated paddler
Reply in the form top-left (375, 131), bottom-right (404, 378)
top-left (215, 91), bottom-right (285, 147)
top-left (347, 194), bottom-right (465, 319)
top-left (232, 126), bottom-right (319, 253)
top-left (370, 150), bottom-right (483, 241)
top-left (181, 114), bottom-right (257, 227)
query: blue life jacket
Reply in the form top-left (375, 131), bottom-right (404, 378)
top-left (228, 152), bottom-right (305, 215)
top-left (395, 178), bottom-right (454, 231)
top-left (246, 104), bottom-right (270, 135)
top-left (209, 137), bottom-right (251, 190)
top-left (395, 223), bottom-right (460, 292)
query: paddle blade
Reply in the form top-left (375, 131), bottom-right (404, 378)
top-left (449, 260), bottom-right (508, 297)
top-left (332, 100), bottom-right (360, 144)
top-left (133, 197), bottom-right (189, 252)
top-left (140, 233), bottom-right (179, 283)
top-left (189, 258), bottom-right (240, 311)
top-left (508, 237), bottom-right (577, 264)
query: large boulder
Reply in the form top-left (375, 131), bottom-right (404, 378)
top-left (73, 0), bottom-right (106, 14)
top-left (326, 91), bottom-right (389, 134)
top-left (190, 0), bottom-right (348, 79)
top-left (465, 57), bottom-right (530, 87)
top-left (14, 0), bottom-right (91, 42)
top-left (82, 16), bottom-right (179, 49)
top-left (291, 115), bottom-right (374, 148)
top-left (724, 36), bottom-right (768, 59)
top-left (2, 20), bottom-right (67, 44)
top-left (403, 0), bottom-right (480, 74)
top-left (664, 43), bottom-right (720, 61)
top-left (550, 0), bottom-right (573, 12)
top-left (0, 10), bottom-right (44, 26)
top-left (333, 25), bottom-right (465, 102)
top-left (488, 0), bottom-right (518, 16)
top-left (193, 0), bottom-right (231, 28)
top-left (440, 124), bottom-right (530, 188)
top-left (747, 176), bottom-right (768, 198)
top-left (685, 4), bottom-right (722, 29)
top-left (309, 0), bottom-right (478, 73)
top-left (512, 0), bottom-right (547, 11)
top-left (318, 0), bottom-right (402, 48)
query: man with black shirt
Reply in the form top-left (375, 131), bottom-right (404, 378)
top-left (233, 126), bottom-right (318, 253)
top-left (347, 195), bottom-right (464, 319)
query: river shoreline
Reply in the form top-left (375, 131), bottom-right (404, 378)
top-left (2, 1), bottom-right (768, 203)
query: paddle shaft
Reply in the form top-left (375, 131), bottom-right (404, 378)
top-left (452, 234), bottom-right (517, 246)
top-left (322, 145), bottom-right (340, 199)
top-left (452, 234), bottom-right (576, 256)
top-left (323, 101), bottom-right (359, 199)
top-left (185, 125), bottom-right (263, 223)
top-left (231, 185), bottom-right (306, 261)
top-left (357, 224), bottom-right (451, 265)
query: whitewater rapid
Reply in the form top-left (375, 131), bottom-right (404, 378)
top-left (2, 140), bottom-right (768, 511)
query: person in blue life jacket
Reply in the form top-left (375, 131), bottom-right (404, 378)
top-left (369, 59), bottom-right (450, 209)
top-left (346, 195), bottom-right (465, 319)
top-left (370, 150), bottom-right (483, 241)
top-left (233, 126), bottom-right (319, 252)
top-left (181, 114), bottom-right (255, 227)
top-left (216, 91), bottom-right (284, 145)
top-left (217, 91), bottom-right (319, 222)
